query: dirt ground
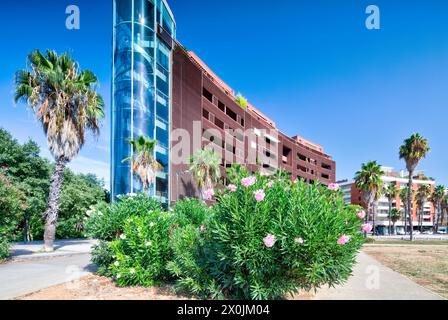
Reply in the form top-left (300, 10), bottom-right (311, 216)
top-left (17, 274), bottom-right (314, 300)
top-left (364, 244), bottom-right (448, 299)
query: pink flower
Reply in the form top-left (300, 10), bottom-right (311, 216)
top-left (200, 225), bottom-right (207, 232)
top-left (337, 234), bottom-right (351, 245)
top-left (254, 189), bottom-right (265, 202)
top-left (228, 184), bottom-right (237, 192)
top-left (328, 183), bottom-right (340, 191)
top-left (267, 180), bottom-right (274, 188)
top-left (202, 189), bottom-right (215, 201)
top-left (362, 223), bottom-right (373, 233)
top-left (356, 210), bottom-right (366, 220)
top-left (263, 234), bottom-right (277, 248)
top-left (295, 237), bottom-right (304, 244)
top-left (241, 176), bottom-right (256, 188)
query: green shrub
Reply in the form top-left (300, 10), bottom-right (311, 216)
top-left (169, 174), bottom-right (364, 300)
top-left (91, 241), bottom-right (115, 277)
top-left (0, 237), bottom-right (9, 260)
top-left (108, 212), bottom-right (174, 287)
top-left (85, 193), bottom-right (162, 241)
top-left (172, 198), bottom-right (211, 227)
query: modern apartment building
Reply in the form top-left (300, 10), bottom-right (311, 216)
top-left (111, 0), bottom-right (336, 204)
top-left (339, 167), bottom-right (436, 234)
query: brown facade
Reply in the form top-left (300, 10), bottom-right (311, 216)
top-left (170, 45), bottom-right (336, 202)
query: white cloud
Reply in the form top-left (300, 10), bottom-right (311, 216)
top-left (68, 156), bottom-right (110, 190)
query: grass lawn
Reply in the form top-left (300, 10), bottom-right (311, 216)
top-left (364, 244), bottom-right (448, 299)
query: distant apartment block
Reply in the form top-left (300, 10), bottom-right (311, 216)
top-left (339, 167), bottom-right (435, 234)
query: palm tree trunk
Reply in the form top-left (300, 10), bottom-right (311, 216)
top-left (408, 172), bottom-right (414, 241)
top-left (388, 201), bottom-right (392, 236)
top-left (372, 201), bottom-right (376, 235)
top-left (434, 203), bottom-right (440, 233)
top-left (43, 157), bottom-right (66, 252)
top-left (440, 206), bottom-right (445, 230)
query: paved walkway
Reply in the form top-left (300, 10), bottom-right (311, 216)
top-left (9, 239), bottom-right (97, 261)
top-left (314, 252), bottom-right (444, 300)
top-left (0, 239), bottom-right (97, 300)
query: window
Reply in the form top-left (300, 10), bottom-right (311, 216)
top-left (218, 100), bottom-right (225, 112)
top-left (322, 163), bottom-right (332, 170)
top-left (226, 107), bottom-right (237, 122)
top-left (322, 173), bottom-right (330, 179)
top-left (214, 117), bottom-right (224, 129)
top-left (240, 118), bottom-right (245, 127)
top-left (203, 88), bottom-right (213, 103)
top-left (202, 108), bottom-right (209, 120)
top-left (298, 153), bottom-right (307, 162)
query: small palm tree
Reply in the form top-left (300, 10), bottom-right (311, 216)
top-left (354, 161), bottom-right (384, 234)
top-left (431, 185), bottom-right (446, 233)
top-left (189, 148), bottom-right (222, 199)
top-left (14, 50), bottom-right (105, 252)
top-left (390, 208), bottom-right (401, 235)
top-left (416, 185), bottom-right (431, 232)
top-left (385, 184), bottom-right (399, 235)
top-left (399, 134), bottom-right (430, 241)
top-left (122, 136), bottom-right (162, 192)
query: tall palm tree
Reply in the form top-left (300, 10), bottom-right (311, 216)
top-left (390, 208), bottom-right (401, 235)
top-left (385, 183), bottom-right (399, 235)
top-left (416, 184), bottom-right (431, 232)
top-left (431, 185), bottom-right (446, 233)
top-left (354, 161), bottom-right (384, 235)
top-left (189, 148), bottom-right (221, 199)
top-left (14, 50), bottom-right (104, 252)
top-left (122, 136), bottom-right (162, 192)
top-left (400, 186), bottom-right (412, 234)
top-left (399, 134), bottom-right (430, 241)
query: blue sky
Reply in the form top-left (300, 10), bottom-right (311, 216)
top-left (0, 0), bottom-right (447, 187)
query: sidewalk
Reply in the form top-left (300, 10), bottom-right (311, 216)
top-left (9, 239), bottom-right (97, 262)
top-left (313, 252), bottom-right (444, 300)
top-left (0, 239), bottom-right (98, 300)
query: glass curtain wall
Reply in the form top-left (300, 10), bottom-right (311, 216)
top-left (112, 0), bottom-right (175, 204)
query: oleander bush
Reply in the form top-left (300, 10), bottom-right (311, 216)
top-left (168, 174), bottom-right (364, 300)
top-left (89, 173), bottom-right (364, 300)
top-left (85, 193), bottom-right (162, 241)
top-left (108, 211), bottom-right (175, 287)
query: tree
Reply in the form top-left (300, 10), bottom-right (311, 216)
top-left (189, 148), bottom-right (221, 199)
top-left (416, 185), bottom-right (431, 232)
top-left (399, 134), bottom-right (430, 241)
top-left (390, 208), bottom-right (401, 235)
top-left (441, 194), bottom-right (448, 229)
top-left (400, 186), bottom-right (412, 234)
top-left (14, 50), bottom-right (105, 251)
top-left (384, 183), bottom-right (399, 235)
top-left (431, 185), bottom-right (446, 233)
top-left (354, 161), bottom-right (384, 234)
top-left (123, 136), bottom-right (162, 192)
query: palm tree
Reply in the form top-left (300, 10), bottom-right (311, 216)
top-left (416, 184), bottom-right (431, 232)
top-left (354, 161), bottom-right (384, 235)
top-left (400, 186), bottom-right (411, 234)
top-left (431, 186), bottom-right (446, 233)
top-left (122, 136), bottom-right (163, 192)
top-left (14, 50), bottom-right (104, 252)
top-left (441, 194), bottom-right (448, 229)
top-left (385, 184), bottom-right (399, 235)
top-left (189, 148), bottom-right (221, 199)
top-left (399, 134), bottom-right (430, 241)
top-left (390, 208), bottom-right (401, 235)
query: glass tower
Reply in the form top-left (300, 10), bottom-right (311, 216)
top-left (111, 0), bottom-right (175, 204)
